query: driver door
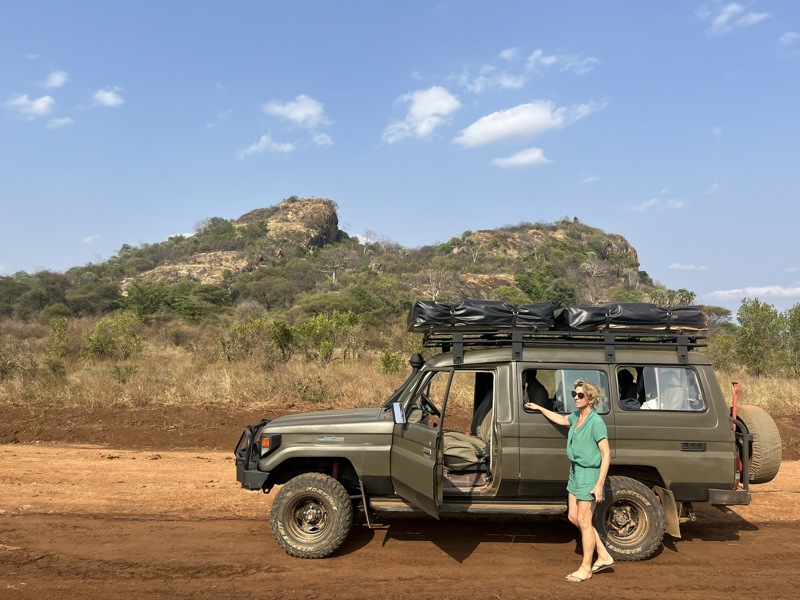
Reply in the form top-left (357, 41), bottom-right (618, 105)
top-left (390, 369), bottom-right (452, 518)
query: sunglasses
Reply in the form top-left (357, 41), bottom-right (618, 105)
top-left (570, 391), bottom-right (586, 399)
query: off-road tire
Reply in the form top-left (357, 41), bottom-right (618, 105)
top-left (737, 404), bottom-right (782, 484)
top-left (270, 472), bottom-right (353, 559)
top-left (594, 475), bottom-right (665, 561)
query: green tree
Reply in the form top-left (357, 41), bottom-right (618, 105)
top-left (785, 303), bottom-right (800, 377)
top-left (735, 298), bottom-right (787, 376)
top-left (269, 320), bottom-right (294, 361)
top-left (493, 285), bottom-right (531, 305)
top-left (705, 305), bottom-right (735, 337)
top-left (82, 311), bottom-right (145, 361)
top-left (295, 311), bottom-right (360, 363)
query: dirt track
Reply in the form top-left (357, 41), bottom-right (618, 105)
top-left (1, 445), bottom-right (799, 600)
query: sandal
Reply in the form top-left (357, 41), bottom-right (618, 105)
top-left (591, 560), bottom-right (615, 573)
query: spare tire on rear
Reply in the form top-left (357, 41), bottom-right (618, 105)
top-left (736, 404), bottom-right (781, 484)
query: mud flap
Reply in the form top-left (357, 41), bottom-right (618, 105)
top-left (654, 486), bottom-right (681, 539)
top-left (359, 479), bottom-right (374, 529)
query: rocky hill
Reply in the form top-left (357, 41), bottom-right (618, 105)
top-left (112, 196), bottom-right (654, 309)
top-left (233, 196), bottom-right (340, 254)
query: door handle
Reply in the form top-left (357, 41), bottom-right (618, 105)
top-left (423, 447), bottom-right (432, 457)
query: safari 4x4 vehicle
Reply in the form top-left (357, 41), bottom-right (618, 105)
top-left (235, 301), bottom-right (781, 560)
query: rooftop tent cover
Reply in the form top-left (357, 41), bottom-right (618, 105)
top-left (554, 303), bottom-right (707, 331)
top-left (407, 300), bottom-right (556, 331)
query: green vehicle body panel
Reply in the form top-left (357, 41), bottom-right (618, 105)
top-left (241, 341), bottom-right (742, 511)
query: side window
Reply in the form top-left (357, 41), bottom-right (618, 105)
top-left (522, 368), bottom-right (610, 415)
top-left (617, 366), bottom-right (705, 412)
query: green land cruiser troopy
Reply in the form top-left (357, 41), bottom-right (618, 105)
top-left (235, 301), bottom-right (782, 560)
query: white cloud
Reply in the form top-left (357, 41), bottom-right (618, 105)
top-left (581, 175), bottom-right (600, 184)
top-left (785, 267), bottom-right (799, 273)
top-left (47, 117), bottom-right (74, 129)
top-left (704, 182), bottom-right (721, 195)
top-left (83, 234), bottom-right (101, 244)
top-left (382, 86), bottom-right (461, 144)
top-left (526, 49), bottom-right (558, 70)
top-left (453, 100), bottom-right (603, 148)
top-left (238, 134), bottom-right (295, 159)
top-left (454, 69), bottom-right (526, 93)
top-left (5, 93), bottom-right (55, 118)
top-left (778, 32), bottom-right (800, 58)
top-left (490, 147), bottom-right (551, 168)
top-left (207, 109), bottom-right (232, 129)
top-left (560, 54), bottom-right (600, 75)
top-left (669, 263), bottom-right (708, 271)
top-left (711, 126), bottom-right (722, 137)
top-left (263, 94), bottom-right (330, 129)
top-left (43, 69), bottom-right (69, 89)
top-left (699, 2), bottom-right (771, 37)
top-left (451, 66), bottom-right (526, 94)
top-left (665, 198), bottom-right (685, 209)
top-left (498, 47), bottom-right (519, 62)
top-left (526, 49), bottom-right (598, 74)
top-left (705, 285), bottom-right (800, 300)
top-left (311, 132), bottom-right (333, 148)
top-left (92, 87), bottom-right (124, 107)
top-left (628, 198), bottom-right (660, 212)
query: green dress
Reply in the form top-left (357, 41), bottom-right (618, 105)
top-left (566, 409), bottom-right (608, 501)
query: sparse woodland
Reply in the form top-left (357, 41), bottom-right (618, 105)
top-left (1, 197), bottom-right (798, 417)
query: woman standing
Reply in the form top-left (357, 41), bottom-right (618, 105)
top-left (524, 379), bottom-right (614, 582)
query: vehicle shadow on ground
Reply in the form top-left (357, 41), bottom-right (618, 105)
top-left (666, 506), bottom-right (758, 549)
top-left (348, 516), bottom-right (575, 563)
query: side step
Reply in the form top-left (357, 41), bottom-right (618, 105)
top-left (368, 497), bottom-right (567, 516)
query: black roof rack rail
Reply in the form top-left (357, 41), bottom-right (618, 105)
top-left (424, 327), bottom-right (707, 364)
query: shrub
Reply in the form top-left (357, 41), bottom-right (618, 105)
top-left (376, 349), bottom-right (405, 374)
top-left (82, 311), bottom-right (144, 361)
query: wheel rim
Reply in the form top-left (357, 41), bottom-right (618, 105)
top-left (603, 498), bottom-right (649, 547)
top-left (287, 495), bottom-right (330, 541)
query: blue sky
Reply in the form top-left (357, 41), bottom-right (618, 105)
top-left (1, 1), bottom-right (799, 316)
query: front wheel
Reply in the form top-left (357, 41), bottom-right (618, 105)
top-left (593, 476), bottom-right (665, 561)
top-left (270, 472), bottom-right (353, 558)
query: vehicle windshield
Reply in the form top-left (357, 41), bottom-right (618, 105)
top-left (382, 369), bottom-right (426, 409)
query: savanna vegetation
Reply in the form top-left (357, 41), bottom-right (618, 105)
top-left (1, 199), bottom-right (798, 423)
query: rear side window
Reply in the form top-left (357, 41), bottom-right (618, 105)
top-left (522, 368), bottom-right (610, 415)
top-left (616, 366), bottom-right (705, 412)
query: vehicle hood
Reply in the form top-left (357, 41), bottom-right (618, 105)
top-left (264, 407), bottom-right (389, 432)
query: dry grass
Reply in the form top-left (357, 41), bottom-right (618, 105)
top-left (716, 371), bottom-right (793, 417)
top-left (0, 316), bottom-right (794, 418)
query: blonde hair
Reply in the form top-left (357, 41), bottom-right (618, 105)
top-left (574, 379), bottom-right (603, 409)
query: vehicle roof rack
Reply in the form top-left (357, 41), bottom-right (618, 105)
top-left (408, 301), bottom-right (708, 364)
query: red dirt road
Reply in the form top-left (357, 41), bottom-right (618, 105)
top-left (1, 445), bottom-right (799, 600)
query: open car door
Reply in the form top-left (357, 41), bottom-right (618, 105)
top-left (389, 370), bottom-right (452, 518)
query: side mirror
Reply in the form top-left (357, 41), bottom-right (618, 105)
top-left (391, 402), bottom-right (407, 425)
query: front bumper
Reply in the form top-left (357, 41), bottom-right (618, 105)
top-left (234, 419), bottom-right (272, 491)
top-left (236, 464), bottom-right (270, 490)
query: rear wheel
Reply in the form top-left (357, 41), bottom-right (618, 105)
top-left (736, 405), bottom-right (782, 484)
top-left (594, 476), bottom-right (665, 561)
top-left (270, 472), bottom-right (353, 558)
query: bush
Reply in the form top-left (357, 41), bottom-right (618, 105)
top-left (82, 311), bottom-right (144, 361)
top-left (376, 349), bottom-right (405, 374)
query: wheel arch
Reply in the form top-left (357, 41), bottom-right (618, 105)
top-left (266, 456), bottom-right (360, 493)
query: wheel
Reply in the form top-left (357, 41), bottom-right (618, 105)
top-left (736, 405), bottom-right (782, 484)
top-left (270, 472), bottom-right (353, 559)
top-left (593, 476), bottom-right (665, 561)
